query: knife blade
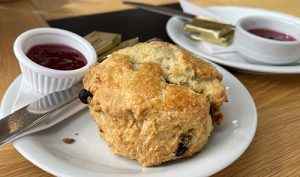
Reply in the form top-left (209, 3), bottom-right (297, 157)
top-left (0, 37), bottom-right (139, 147)
top-left (0, 82), bottom-right (83, 146)
top-left (123, 1), bottom-right (195, 21)
top-left (123, 1), bottom-right (235, 46)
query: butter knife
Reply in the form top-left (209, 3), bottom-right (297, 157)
top-left (0, 82), bottom-right (83, 146)
top-left (123, 1), bottom-right (235, 46)
top-left (0, 37), bottom-right (139, 147)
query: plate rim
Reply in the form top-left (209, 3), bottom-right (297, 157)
top-left (166, 6), bottom-right (300, 74)
top-left (1, 66), bottom-right (257, 177)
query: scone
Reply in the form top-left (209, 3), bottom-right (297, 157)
top-left (82, 41), bottom-right (227, 167)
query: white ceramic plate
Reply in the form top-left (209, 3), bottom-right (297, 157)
top-left (0, 66), bottom-right (257, 177)
top-left (166, 6), bottom-right (300, 74)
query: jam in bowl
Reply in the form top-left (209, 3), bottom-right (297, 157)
top-left (247, 28), bottom-right (296, 42)
top-left (26, 44), bottom-right (87, 70)
top-left (14, 28), bottom-right (97, 94)
top-left (234, 15), bottom-right (300, 65)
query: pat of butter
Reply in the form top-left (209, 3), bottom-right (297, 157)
top-left (189, 30), bottom-right (234, 46)
top-left (183, 16), bottom-right (234, 46)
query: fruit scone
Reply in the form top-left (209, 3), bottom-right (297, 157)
top-left (81, 41), bottom-right (227, 167)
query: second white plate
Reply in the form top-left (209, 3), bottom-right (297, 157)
top-left (166, 6), bottom-right (300, 74)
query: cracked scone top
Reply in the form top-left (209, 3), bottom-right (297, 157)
top-left (83, 41), bottom-right (227, 166)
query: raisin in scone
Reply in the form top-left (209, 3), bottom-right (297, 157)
top-left (82, 41), bottom-right (227, 167)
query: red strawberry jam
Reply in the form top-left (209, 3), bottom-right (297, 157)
top-left (248, 28), bottom-right (296, 41)
top-left (26, 44), bottom-right (87, 70)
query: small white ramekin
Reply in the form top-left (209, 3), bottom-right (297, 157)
top-left (234, 15), bottom-right (300, 65)
top-left (13, 27), bottom-right (97, 94)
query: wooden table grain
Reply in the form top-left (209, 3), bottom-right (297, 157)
top-left (0, 0), bottom-right (299, 176)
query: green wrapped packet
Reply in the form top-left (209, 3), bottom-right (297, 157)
top-left (84, 31), bottom-right (122, 56)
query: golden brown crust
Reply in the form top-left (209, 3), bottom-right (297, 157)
top-left (83, 41), bottom-right (227, 166)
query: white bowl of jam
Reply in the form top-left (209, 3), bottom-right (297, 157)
top-left (234, 15), bottom-right (300, 65)
top-left (14, 28), bottom-right (97, 94)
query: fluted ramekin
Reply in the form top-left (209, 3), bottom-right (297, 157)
top-left (13, 28), bottom-right (97, 94)
top-left (234, 15), bottom-right (300, 65)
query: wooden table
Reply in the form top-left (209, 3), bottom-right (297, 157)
top-left (0, 0), bottom-right (299, 176)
